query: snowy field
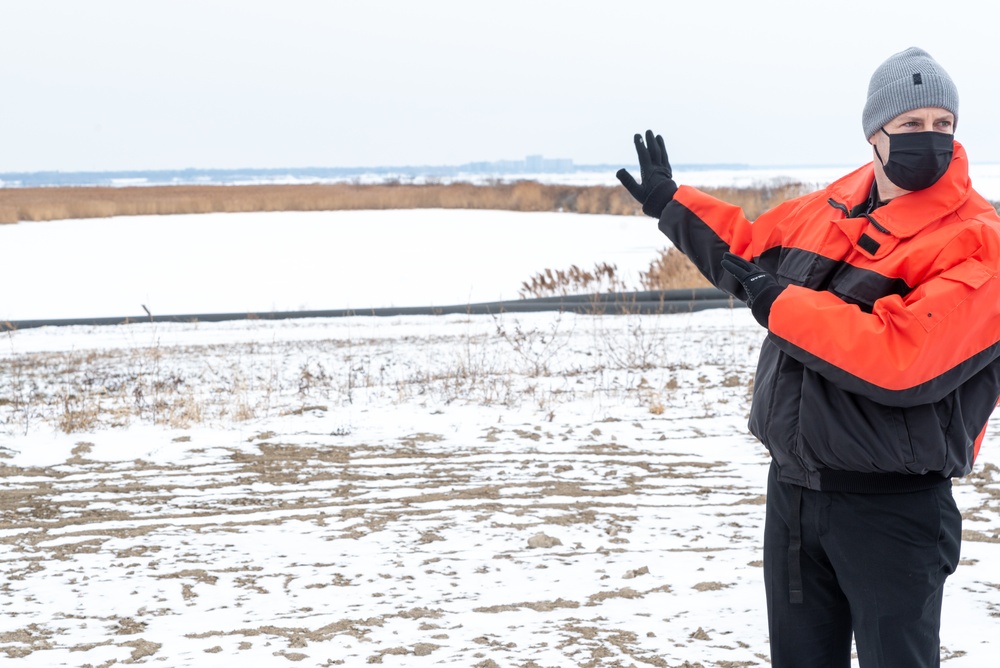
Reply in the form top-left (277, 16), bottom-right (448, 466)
top-left (0, 208), bottom-right (998, 667)
top-left (0, 210), bottom-right (662, 321)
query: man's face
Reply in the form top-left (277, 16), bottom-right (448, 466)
top-left (871, 106), bottom-right (955, 164)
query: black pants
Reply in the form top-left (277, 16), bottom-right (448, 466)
top-left (763, 463), bottom-right (962, 667)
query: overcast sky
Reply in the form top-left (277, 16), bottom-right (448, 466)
top-left (2, 0), bottom-right (998, 172)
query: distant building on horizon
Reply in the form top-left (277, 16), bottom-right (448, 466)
top-left (0, 156), bottom-right (611, 188)
top-left (461, 155), bottom-right (575, 174)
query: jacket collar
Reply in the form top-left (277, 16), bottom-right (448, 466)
top-left (826, 140), bottom-right (972, 239)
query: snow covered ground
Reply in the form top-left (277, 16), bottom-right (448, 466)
top-left (0, 209), bottom-right (998, 667)
top-left (1, 210), bottom-right (662, 321)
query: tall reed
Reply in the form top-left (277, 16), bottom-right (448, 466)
top-left (0, 179), bottom-right (827, 224)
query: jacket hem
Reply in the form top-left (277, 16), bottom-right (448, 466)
top-left (816, 469), bottom-right (950, 493)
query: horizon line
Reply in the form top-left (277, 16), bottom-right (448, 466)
top-left (0, 162), bottom-right (865, 177)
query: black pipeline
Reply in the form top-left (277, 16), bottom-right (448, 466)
top-left (1, 288), bottom-right (741, 331)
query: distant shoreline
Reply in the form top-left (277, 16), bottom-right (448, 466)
top-left (2, 172), bottom-right (996, 225)
top-left (0, 163), bottom-right (849, 189)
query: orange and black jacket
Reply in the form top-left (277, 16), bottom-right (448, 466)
top-left (659, 141), bottom-right (1000, 491)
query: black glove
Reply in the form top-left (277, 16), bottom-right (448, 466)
top-left (617, 130), bottom-right (678, 218)
top-left (720, 252), bottom-right (785, 328)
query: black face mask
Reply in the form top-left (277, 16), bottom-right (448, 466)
top-left (874, 128), bottom-right (954, 192)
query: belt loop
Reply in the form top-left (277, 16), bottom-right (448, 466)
top-left (788, 484), bottom-right (804, 605)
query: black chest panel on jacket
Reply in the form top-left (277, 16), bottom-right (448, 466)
top-left (759, 246), bottom-right (912, 313)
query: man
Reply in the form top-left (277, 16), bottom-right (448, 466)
top-left (617, 47), bottom-right (1000, 667)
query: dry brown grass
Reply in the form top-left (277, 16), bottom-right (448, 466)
top-left (0, 182), bottom-right (643, 224)
top-left (516, 249), bottom-right (713, 297)
top-left (0, 178), bottom-right (821, 225)
top-left (641, 248), bottom-right (714, 290)
top-left (519, 263), bottom-right (629, 298)
top-left (3, 179), bottom-right (996, 226)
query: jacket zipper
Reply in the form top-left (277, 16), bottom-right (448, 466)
top-left (862, 213), bottom-right (891, 234)
top-left (827, 197), bottom-right (849, 217)
top-left (827, 197), bottom-right (892, 234)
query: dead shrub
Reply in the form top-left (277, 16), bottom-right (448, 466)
top-left (640, 248), bottom-right (713, 291)
top-left (519, 263), bottom-right (628, 298)
top-left (520, 248), bottom-right (712, 298)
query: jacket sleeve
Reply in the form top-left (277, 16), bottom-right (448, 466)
top-left (657, 186), bottom-right (754, 296)
top-left (659, 185), bottom-right (805, 298)
top-left (767, 251), bottom-right (1000, 407)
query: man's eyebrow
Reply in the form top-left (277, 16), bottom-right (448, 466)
top-left (897, 113), bottom-right (954, 122)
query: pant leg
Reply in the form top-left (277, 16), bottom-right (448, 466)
top-left (764, 465), bottom-right (853, 668)
top-left (820, 483), bottom-right (962, 668)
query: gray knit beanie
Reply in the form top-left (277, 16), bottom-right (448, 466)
top-left (862, 47), bottom-right (959, 139)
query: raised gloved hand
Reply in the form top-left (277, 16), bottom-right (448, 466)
top-left (616, 130), bottom-right (678, 218)
top-left (720, 252), bottom-right (785, 328)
